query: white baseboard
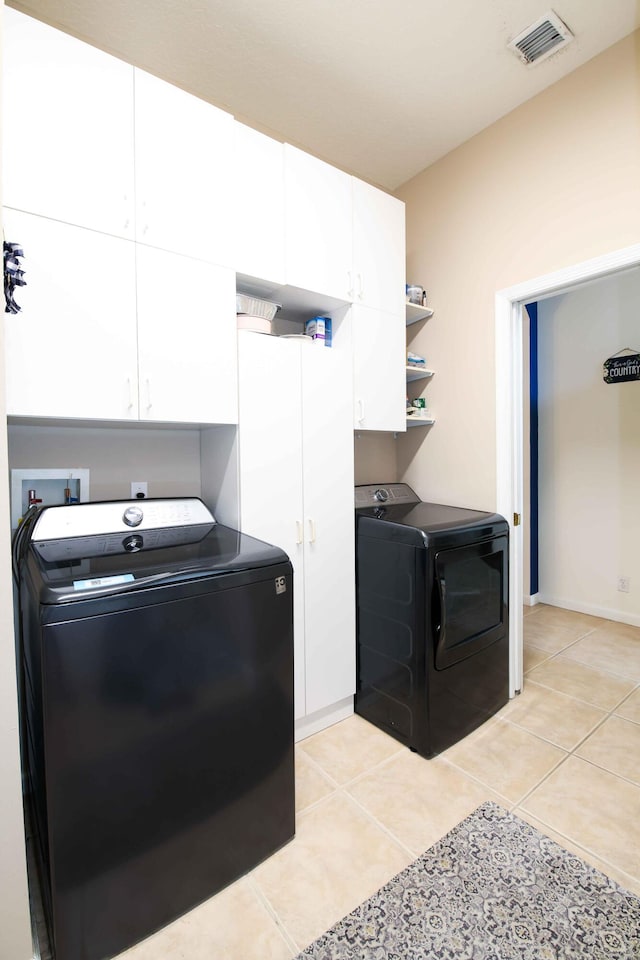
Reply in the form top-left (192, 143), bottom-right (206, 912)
top-left (523, 593), bottom-right (540, 607)
top-left (295, 696), bottom-right (354, 742)
top-left (537, 594), bottom-right (640, 629)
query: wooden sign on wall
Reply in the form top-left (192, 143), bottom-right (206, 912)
top-left (603, 351), bottom-right (640, 384)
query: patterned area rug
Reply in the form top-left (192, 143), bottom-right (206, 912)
top-left (295, 801), bottom-right (640, 960)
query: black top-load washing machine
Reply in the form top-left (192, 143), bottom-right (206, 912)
top-left (13, 498), bottom-right (294, 960)
top-left (355, 483), bottom-right (509, 758)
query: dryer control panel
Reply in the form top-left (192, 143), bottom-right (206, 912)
top-left (354, 483), bottom-right (420, 509)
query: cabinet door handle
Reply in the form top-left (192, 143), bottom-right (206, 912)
top-left (347, 270), bottom-right (354, 299)
top-left (126, 378), bottom-right (134, 411)
top-left (296, 520), bottom-right (303, 545)
top-left (307, 518), bottom-right (316, 544)
top-left (357, 398), bottom-right (365, 423)
top-left (145, 378), bottom-right (153, 411)
top-left (357, 272), bottom-right (364, 300)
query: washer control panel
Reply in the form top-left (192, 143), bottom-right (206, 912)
top-left (30, 498), bottom-right (216, 561)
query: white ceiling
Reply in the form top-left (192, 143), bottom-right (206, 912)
top-left (7, 0), bottom-right (640, 190)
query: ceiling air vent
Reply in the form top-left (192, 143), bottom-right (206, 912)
top-left (508, 11), bottom-right (574, 65)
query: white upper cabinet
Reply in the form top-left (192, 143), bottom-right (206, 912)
top-left (134, 69), bottom-right (235, 266)
top-left (352, 179), bottom-right (406, 316)
top-left (3, 209), bottom-right (138, 420)
top-left (2, 8), bottom-right (135, 239)
top-left (136, 246), bottom-right (237, 424)
top-left (284, 144), bottom-right (405, 317)
top-left (3, 210), bottom-right (237, 425)
top-left (284, 144), bottom-right (353, 301)
top-left (233, 123), bottom-right (286, 284)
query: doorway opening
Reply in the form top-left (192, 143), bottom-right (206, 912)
top-left (495, 242), bottom-right (640, 698)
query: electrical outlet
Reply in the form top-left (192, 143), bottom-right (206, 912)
top-left (617, 576), bottom-right (630, 593)
top-left (131, 481), bottom-right (148, 500)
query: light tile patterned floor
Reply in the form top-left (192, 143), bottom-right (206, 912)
top-left (116, 604), bottom-right (640, 959)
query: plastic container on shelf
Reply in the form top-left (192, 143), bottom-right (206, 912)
top-left (235, 294), bottom-right (281, 321)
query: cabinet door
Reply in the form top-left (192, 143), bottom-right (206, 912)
top-left (352, 179), bottom-right (405, 316)
top-left (3, 8), bottom-right (134, 239)
top-left (301, 344), bottom-right (356, 714)
top-left (234, 123), bottom-right (285, 284)
top-left (134, 70), bottom-right (235, 267)
top-left (352, 304), bottom-right (406, 432)
top-left (135, 246), bottom-right (237, 424)
top-left (237, 333), bottom-right (306, 718)
top-left (284, 145), bottom-right (353, 301)
top-left (3, 210), bottom-right (138, 419)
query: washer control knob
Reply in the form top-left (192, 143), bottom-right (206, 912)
top-left (373, 488), bottom-right (390, 503)
top-left (123, 506), bottom-right (144, 527)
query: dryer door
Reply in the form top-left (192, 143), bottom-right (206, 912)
top-left (433, 535), bottom-right (508, 670)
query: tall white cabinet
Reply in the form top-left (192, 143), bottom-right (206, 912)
top-left (237, 331), bottom-right (355, 727)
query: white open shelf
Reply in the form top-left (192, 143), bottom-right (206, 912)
top-left (406, 415), bottom-right (435, 427)
top-left (406, 366), bottom-right (434, 382)
top-left (405, 303), bottom-right (434, 326)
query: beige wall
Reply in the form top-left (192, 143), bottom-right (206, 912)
top-left (7, 424), bottom-right (203, 505)
top-left (395, 31), bottom-right (640, 511)
top-left (354, 432), bottom-right (397, 485)
top-left (537, 268), bottom-right (640, 623)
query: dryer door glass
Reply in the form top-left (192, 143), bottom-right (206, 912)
top-left (433, 535), bottom-right (508, 670)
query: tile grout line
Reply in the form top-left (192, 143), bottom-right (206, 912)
top-left (567, 751), bottom-right (640, 793)
top-left (511, 675), bottom-right (613, 713)
top-left (441, 739), bottom-right (570, 812)
top-left (297, 739), bottom-right (406, 794)
top-left (246, 874), bottom-right (301, 957)
top-left (338, 785), bottom-right (419, 861)
top-left (510, 806), bottom-right (640, 892)
top-left (513, 632), bottom-right (640, 848)
top-left (520, 672), bottom-right (638, 714)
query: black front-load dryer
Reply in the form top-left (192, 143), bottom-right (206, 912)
top-left (355, 483), bottom-right (509, 758)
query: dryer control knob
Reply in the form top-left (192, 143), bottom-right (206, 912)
top-left (123, 534), bottom-right (143, 552)
top-left (123, 505), bottom-right (144, 527)
top-left (373, 488), bottom-right (390, 502)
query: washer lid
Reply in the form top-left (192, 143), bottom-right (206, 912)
top-left (27, 521), bottom-right (290, 605)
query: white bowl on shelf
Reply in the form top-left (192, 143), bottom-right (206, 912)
top-left (236, 315), bottom-right (272, 334)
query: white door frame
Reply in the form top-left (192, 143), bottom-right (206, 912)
top-left (495, 242), bottom-right (640, 697)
